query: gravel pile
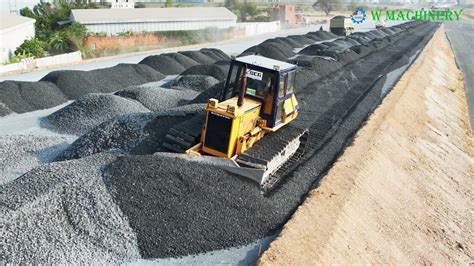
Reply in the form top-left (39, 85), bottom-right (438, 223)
top-left (56, 106), bottom-right (204, 161)
top-left (115, 82), bottom-right (199, 111)
top-left (172, 75), bottom-right (220, 91)
top-left (1, 153), bottom-right (140, 264)
top-left (139, 55), bottom-right (187, 75)
top-left (0, 81), bottom-right (67, 113)
top-left (190, 81), bottom-right (225, 103)
top-left (180, 65), bottom-right (228, 81)
top-left (45, 94), bottom-right (150, 135)
top-left (0, 134), bottom-right (73, 185)
top-left (41, 64), bottom-right (165, 99)
top-left (162, 53), bottom-right (200, 69)
top-left (200, 48), bottom-right (230, 61)
top-left (179, 51), bottom-right (216, 65)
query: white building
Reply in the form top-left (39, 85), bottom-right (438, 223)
top-left (111, 0), bottom-right (135, 9)
top-left (70, 7), bottom-right (237, 35)
top-left (0, 12), bottom-right (35, 63)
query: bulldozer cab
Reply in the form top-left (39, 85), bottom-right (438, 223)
top-left (222, 55), bottom-right (298, 128)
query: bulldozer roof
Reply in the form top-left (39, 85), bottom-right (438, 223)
top-left (235, 55), bottom-right (297, 73)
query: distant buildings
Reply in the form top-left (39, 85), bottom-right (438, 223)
top-left (0, 12), bottom-right (35, 63)
top-left (111, 0), bottom-right (135, 9)
top-left (273, 5), bottom-right (297, 25)
top-left (70, 7), bottom-right (237, 35)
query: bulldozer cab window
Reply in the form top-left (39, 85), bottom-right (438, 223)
top-left (279, 75), bottom-right (286, 98)
top-left (245, 71), bottom-right (275, 100)
top-left (287, 71), bottom-right (295, 94)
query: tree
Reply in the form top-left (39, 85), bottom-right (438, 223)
top-left (165, 0), bottom-right (173, 8)
top-left (238, 2), bottom-right (258, 22)
top-left (312, 0), bottom-right (340, 16)
top-left (14, 38), bottom-right (46, 58)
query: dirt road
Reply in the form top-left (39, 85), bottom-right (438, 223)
top-left (259, 26), bottom-right (473, 264)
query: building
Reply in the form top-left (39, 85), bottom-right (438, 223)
top-left (0, 12), bottom-right (35, 63)
top-left (273, 5), bottom-right (297, 25)
top-left (111, 0), bottom-right (135, 8)
top-left (70, 7), bottom-right (237, 35)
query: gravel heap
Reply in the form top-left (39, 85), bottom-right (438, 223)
top-left (190, 81), bottom-right (225, 103)
top-left (0, 134), bottom-right (73, 185)
top-left (0, 81), bottom-right (67, 113)
top-left (115, 82), bottom-right (199, 111)
top-left (56, 105), bottom-right (205, 161)
top-left (45, 94), bottom-right (150, 135)
top-left (41, 64), bottom-right (165, 99)
top-left (180, 65), bottom-right (228, 81)
top-left (1, 153), bottom-right (140, 264)
top-left (162, 53), bottom-right (200, 69)
top-left (139, 55), bottom-right (187, 75)
top-left (171, 75), bottom-right (220, 92)
top-left (178, 50), bottom-right (216, 65)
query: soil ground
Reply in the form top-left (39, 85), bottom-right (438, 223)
top-left (259, 26), bottom-right (473, 264)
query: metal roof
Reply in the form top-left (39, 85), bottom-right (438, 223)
top-left (235, 55), bottom-right (297, 72)
top-left (0, 13), bottom-right (35, 31)
top-left (71, 7), bottom-right (237, 24)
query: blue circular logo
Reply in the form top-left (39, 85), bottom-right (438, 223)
top-left (351, 7), bottom-right (367, 24)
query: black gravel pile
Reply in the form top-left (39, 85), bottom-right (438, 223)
top-left (261, 38), bottom-right (297, 53)
top-left (172, 75), bottom-right (220, 92)
top-left (308, 30), bottom-right (338, 40)
top-left (180, 64), bottom-right (228, 81)
top-left (0, 81), bottom-right (67, 113)
top-left (200, 48), bottom-right (230, 61)
top-left (286, 35), bottom-right (315, 46)
top-left (41, 64), bottom-right (165, 99)
top-left (45, 93), bottom-right (150, 135)
top-left (139, 55), bottom-right (187, 75)
top-left (115, 82), bottom-right (199, 112)
top-left (241, 42), bottom-right (295, 61)
top-left (179, 51), bottom-right (216, 65)
top-left (275, 37), bottom-right (302, 48)
top-left (189, 81), bottom-right (225, 103)
top-left (56, 105), bottom-right (204, 161)
top-left (162, 53), bottom-right (200, 69)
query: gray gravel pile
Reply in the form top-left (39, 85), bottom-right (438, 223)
top-left (200, 48), bottom-right (230, 61)
top-left (45, 94), bottom-right (150, 135)
top-left (190, 81), bottom-right (225, 103)
top-left (0, 134), bottom-right (73, 185)
top-left (115, 82), bottom-right (199, 111)
top-left (0, 81), bottom-right (67, 113)
top-left (41, 64), bottom-right (165, 99)
top-left (172, 75), bottom-right (220, 92)
top-left (56, 105), bottom-right (204, 161)
top-left (139, 55), bottom-right (187, 75)
top-left (162, 53), bottom-right (200, 69)
top-left (1, 153), bottom-right (140, 264)
top-left (179, 51), bottom-right (216, 65)
top-left (180, 64), bottom-right (228, 81)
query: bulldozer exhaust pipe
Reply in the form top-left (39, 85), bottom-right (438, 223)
top-left (237, 65), bottom-right (247, 107)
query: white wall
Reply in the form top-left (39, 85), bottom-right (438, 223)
top-left (235, 21), bottom-right (281, 37)
top-left (83, 19), bottom-right (237, 35)
top-left (0, 20), bottom-right (35, 64)
top-left (0, 51), bottom-right (82, 74)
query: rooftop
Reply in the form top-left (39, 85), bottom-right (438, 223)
top-left (235, 55), bottom-right (297, 72)
top-left (71, 7), bottom-right (237, 24)
top-left (0, 13), bottom-right (35, 31)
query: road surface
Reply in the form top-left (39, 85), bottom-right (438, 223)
top-left (445, 20), bottom-right (474, 130)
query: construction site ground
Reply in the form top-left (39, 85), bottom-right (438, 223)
top-left (259, 26), bottom-right (474, 265)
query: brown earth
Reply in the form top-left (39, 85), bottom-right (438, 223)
top-left (259, 25), bottom-right (474, 265)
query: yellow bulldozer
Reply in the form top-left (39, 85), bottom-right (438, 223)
top-left (163, 55), bottom-right (307, 193)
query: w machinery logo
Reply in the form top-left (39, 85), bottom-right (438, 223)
top-left (351, 7), bottom-right (367, 24)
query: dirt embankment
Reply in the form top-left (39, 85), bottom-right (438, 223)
top-left (259, 26), bottom-right (473, 264)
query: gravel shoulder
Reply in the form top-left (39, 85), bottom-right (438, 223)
top-left (259, 26), bottom-right (474, 265)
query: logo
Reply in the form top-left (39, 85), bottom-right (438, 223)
top-left (351, 7), bottom-right (367, 24)
top-left (246, 69), bottom-right (263, 81)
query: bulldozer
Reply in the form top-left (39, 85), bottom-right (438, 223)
top-left (162, 55), bottom-right (307, 193)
